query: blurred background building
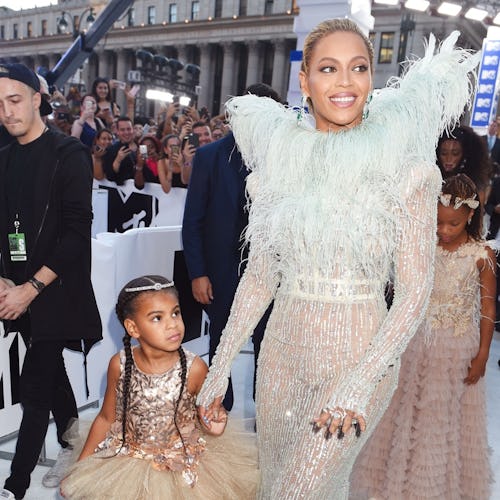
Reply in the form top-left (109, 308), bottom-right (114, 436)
top-left (0, 0), bottom-right (496, 114)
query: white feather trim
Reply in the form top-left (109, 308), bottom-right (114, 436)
top-left (226, 31), bottom-right (478, 291)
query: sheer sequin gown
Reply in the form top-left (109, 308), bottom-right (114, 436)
top-left (350, 241), bottom-right (494, 500)
top-left (61, 349), bottom-right (258, 500)
top-left (197, 33), bottom-right (478, 499)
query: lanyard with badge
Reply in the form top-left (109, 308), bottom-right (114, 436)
top-left (7, 127), bottom-right (48, 262)
top-left (8, 216), bottom-right (27, 261)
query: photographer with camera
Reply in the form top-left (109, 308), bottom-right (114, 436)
top-left (71, 95), bottom-right (105, 148)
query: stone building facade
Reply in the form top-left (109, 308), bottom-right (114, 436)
top-left (0, 0), bottom-right (486, 114)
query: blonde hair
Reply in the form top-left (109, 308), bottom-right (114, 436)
top-left (301, 18), bottom-right (374, 75)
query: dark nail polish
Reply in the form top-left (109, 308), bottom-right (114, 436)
top-left (354, 422), bottom-right (361, 437)
top-left (337, 426), bottom-right (344, 440)
top-left (312, 423), bottom-right (321, 433)
top-left (325, 429), bottom-right (332, 440)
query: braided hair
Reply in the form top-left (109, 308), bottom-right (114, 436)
top-left (115, 275), bottom-right (184, 453)
top-left (441, 174), bottom-right (482, 240)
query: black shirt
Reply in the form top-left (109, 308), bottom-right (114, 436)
top-left (102, 141), bottom-right (136, 185)
top-left (5, 132), bottom-right (50, 283)
top-left (0, 125), bottom-right (15, 149)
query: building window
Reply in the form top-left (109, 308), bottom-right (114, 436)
top-left (0, 25), bottom-right (4, 40)
top-left (26, 21), bottom-right (33, 38)
top-left (147, 6), bottom-right (156, 24)
top-left (127, 8), bottom-right (135, 26)
top-left (239, 0), bottom-right (247, 16)
top-left (264, 0), bottom-right (273, 15)
top-left (41, 19), bottom-right (47, 36)
top-left (169, 4), bottom-right (177, 23)
top-left (191, 1), bottom-right (200, 20)
top-left (378, 32), bottom-right (394, 64)
top-left (214, 0), bottom-right (222, 18)
top-left (13, 23), bottom-right (18, 39)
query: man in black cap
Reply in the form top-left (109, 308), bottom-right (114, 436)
top-left (0, 63), bottom-right (102, 499)
top-left (0, 72), bottom-right (52, 149)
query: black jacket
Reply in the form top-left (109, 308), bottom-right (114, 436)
top-left (0, 131), bottom-right (102, 352)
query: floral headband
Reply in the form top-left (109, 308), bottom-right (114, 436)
top-left (439, 193), bottom-right (479, 210)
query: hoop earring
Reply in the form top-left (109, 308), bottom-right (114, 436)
top-left (362, 92), bottom-right (373, 121)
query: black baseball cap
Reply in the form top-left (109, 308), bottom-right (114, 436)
top-left (0, 63), bottom-right (53, 116)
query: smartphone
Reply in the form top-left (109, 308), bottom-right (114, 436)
top-left (139, 144), bottom-right (148, 158)
top-left (129, 84), bottom-right (140, 98)
top-left (188, 133), bottom-right (199, 148)
top-left (114, 80), bottom-right (127, 90)
top-left (171, 145), bottom-right (180, 155)
top-left (85, 100), bottom-right (93, 111)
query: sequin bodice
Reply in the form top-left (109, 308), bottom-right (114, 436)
top-left (98, 349), bottom-right (206, 486)
top-left (425, 241), bottom-right (490, 337)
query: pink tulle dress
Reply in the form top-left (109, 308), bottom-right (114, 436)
top-left (350, 241), bottom-right (493, 500)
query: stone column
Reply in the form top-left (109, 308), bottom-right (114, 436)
top-left (219, 42), bottom-right (235, 111)
top-left (176, 45), bottom-right (188, 83)
top-left (271, 39), bottom-right (287, 100)
top-left (245, 40), bottom-right (260, 87)
top-left (198, 43), bottom-right (212, 110)
top-left (48, 53), bottom-right (60, 72)
top-left (81, 58), bottom-right (92, 93)
top-left (98, 50), bottom-right (112, 79)
top-left (115, 49), bottom-right (129, 112)
top-left (177, 44), bottom-right (188, 64)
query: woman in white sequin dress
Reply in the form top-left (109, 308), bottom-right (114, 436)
top-left (197, 19), bottom-right (479, 499)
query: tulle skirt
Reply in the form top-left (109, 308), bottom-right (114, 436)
top-left (60, 421), bottom-right (259, 500)
top-left (350, 325), bottom-right (492, 500)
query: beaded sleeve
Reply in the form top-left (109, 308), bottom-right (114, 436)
top-left (326, 164), bottom-right (441, 416)
top-left (196, 251), bottom-right (279, 407)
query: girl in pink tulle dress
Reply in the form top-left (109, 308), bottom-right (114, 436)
top-left (351, 174), bottom-right (495, 500)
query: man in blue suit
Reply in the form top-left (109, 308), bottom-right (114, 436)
top-left (182, 83), bottom-right (281, 410)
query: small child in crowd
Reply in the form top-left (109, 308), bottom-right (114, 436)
top-left (351, 174), bottom-right (495, 500)
top-left (61, 275), bottom-right (257, 499)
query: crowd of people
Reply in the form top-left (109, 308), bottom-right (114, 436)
top-left (0, 16), bottom-right (499, 500)
top-left (0, 75), bottom-right (231, 194)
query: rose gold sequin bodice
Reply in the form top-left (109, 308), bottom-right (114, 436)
top-left (97, 349), bottom-right (206, 486)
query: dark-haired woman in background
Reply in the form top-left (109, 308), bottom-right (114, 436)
top-left (90, 77), bottom-right (120, 128)
top-left (437, 125), bottom-right (492, 204)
